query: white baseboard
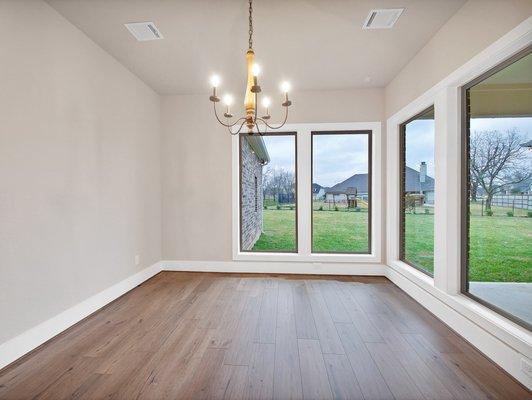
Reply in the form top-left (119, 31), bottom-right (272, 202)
top-left (385, 266), bottom-right (532, 390)
top-left (0, 262), bottom-right (162, 370)
top-left (160, 260), bottom-right (387, 276)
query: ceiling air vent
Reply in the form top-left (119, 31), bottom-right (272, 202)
top-left (363, 8), bottom-right (404, 29)
top-left (124, 22), bottom-right (163, 41)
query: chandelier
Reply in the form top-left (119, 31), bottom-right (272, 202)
top-left (208, 0), bottom-right (292, 135)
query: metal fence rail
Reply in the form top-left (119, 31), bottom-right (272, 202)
top-left (490, 194), bottom-right (531, 210)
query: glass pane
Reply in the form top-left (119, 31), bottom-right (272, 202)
top-left (312, 132), bottom-right (370, 253)
top-left (240, 133), bottom-right (297, 252)
top-left (401, 107), bottom-right (435, 274)
top-left (466, 50), bottom-right (532, 327)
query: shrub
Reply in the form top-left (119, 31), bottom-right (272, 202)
top-left (486, 210), bottom-right (494, 216)
top-left (354, 207), bottom-right (361, 212)
top-left (264, 205), bottom-right (267, 210)
top-left (318, 206), bottom-right (323, 211)
top-left (424, 208), bottom-right (430, 215)
top-left (528, 211), bottom-right (532, 218)
top-left (334, 206), bottom-right (339, 211)
top-left (276, 205), bottom-right (281, 210)
top-left (289, 205), bottom-right (294, 210)
top-left (506, 211), bottom-right (514, 217)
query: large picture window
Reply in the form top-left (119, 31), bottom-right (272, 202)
top-left (462, 46), bottom-right (532, 329)
top-left (311, 131), bottom-right (371, 253)
top-left (399, 107), bottom-right (435, 275)
top-left (240, 132), bottom-right (297, 253)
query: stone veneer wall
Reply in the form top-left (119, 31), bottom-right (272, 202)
top-left (240, 137), bottom-right (264, 250)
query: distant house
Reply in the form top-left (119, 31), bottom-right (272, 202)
top-left (404, 162), bottom-right (435, 204)
top-left (312, 183), bottom-right (327, 200)
top-left (324, 173), bottom-right (369, 203)
top-left (322, 162), bottom-right (435, 205)
top-left (241, 136), bottom-right (270, 251)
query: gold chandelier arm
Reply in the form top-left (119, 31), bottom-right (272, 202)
top-left (213, 102), bottom-right (246, 128)
top-left (256, 105), bottom-right (289, 130)
top-left (228, 119), bottom-right (248, 135)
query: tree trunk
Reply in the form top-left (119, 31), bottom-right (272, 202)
top-left (485, 193), bottom-right (493, 210)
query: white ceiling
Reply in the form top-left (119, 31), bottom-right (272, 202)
top-left (46, 0), bottom-right (466, 95)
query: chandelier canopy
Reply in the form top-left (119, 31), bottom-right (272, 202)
top-left (208, 0), bottom-right (292, 135)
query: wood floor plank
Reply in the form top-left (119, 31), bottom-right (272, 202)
top-left (403, 333), bottom-right (490, 400)
top-left (224, 292), bottom-right (262, 366)
top-left (255, 287), bottom-right (278, 344)
top-left (298, 339), bottom-right (333, 400)
top-left (210, 364), bottom-right (249, 400)
top-left (365, 312), bottom-right (455, 400)
top-left (181, 347), bottom-right (226, 400)
top-left (306, 281), bottom-right (345, 354)
top-left (0, 272), bottom-right (528, 400)
top-left (274, 281), bottom-right (303, 400)
top-left (335, 322), bottom-right (394, 400)
top-left (323, 353), bottom-right (364, 400)
top-left (319, 281), bottom-right (351, 323)
top-left (365, 341), bottom-right (425, 400)
top-left (245, 343), bottom-right (275, 400)
top-left (336, 282), bottom-right (384, 343)
top-left (292, 281), bottom-right (319, 340)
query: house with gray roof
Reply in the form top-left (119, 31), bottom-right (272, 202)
top-left (322, 162), bottom-right (435, 205)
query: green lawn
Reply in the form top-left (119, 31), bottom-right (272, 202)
top-left (252, 204), bottom-right (531, 282)
top-left (252, 209), bottom-right (296, 252)
top-left (312, 211), bottom-right (368, 253)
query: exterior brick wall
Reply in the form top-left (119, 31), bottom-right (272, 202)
top-left (241, 137), bottom-right (264, 250)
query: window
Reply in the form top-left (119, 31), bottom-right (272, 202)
top-left (399, 107), bottom-right (435, 275)
top-left (240, 132), bottom-right (297, 253)
top-left (311, 131), bottom-right (371, 253)
top-left (462, 46), bottom-right (532, 329)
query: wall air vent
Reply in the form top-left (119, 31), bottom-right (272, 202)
top-left (363, 8), bottom-right (404, 29)
top-left (124, 22), bottom-right (163, 41)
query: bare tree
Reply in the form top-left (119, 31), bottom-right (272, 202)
top-left (470, 129), bottom-right (531, 210)
top-left (263, 167), bottom-right (295, 201)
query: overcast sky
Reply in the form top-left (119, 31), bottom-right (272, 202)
top-left (261, 117), bottom-right (532, 188)
top-left (312, 134), bottom-right (369, 187)
top-left (262, 135), bottom-right (295, 174)
top-left (405, 119), bottom-right (435, 177)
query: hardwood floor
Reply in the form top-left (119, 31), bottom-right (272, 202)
top-left (0, 272), bottom-right (530, 399)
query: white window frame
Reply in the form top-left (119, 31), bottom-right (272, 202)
top-left (232, 122), bottom-right (382, 264)
top-left (386, 20), bottom-right (532, 361)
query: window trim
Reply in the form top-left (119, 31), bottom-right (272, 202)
top-left (460, 44), bottom-right (532, 331)
top-left (398, 106), bottom-right (435, 277)
top-left (232, 122), bottom-right (383, 263)
top-left (239, 131), bottom-right (298, 254)
top-left (310, 130), bottom-right (372, 254)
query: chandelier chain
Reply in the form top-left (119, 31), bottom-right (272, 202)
top-left (248, 0), bottom-right (253, 49)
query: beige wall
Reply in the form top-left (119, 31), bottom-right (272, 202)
top-left (0, 1), bottom-right (161, 343)
top-left (162, 88), bottom-right (384, 261)
top-left (385, 0), bottom-right (532, 118)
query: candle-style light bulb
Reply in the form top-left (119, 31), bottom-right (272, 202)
top-left (210, 75), bottom-right (221, 88)
top-left (223, 94), bottom-right (234, 106)
top-left (252, 64), bottom-right (261, 77)
top-left (262, 96), bottom-right (271, 119)
top-left (281, 82), bottom-right (292, 107)
top-left (223, 94), bottom-right (234, 118)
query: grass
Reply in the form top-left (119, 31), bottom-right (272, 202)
top-left (252, 209), bottom-right (296, 252)
top-left (312, 211), bottom-right (368, 253)
top-left (252, 202), bottom-right (531, 283)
